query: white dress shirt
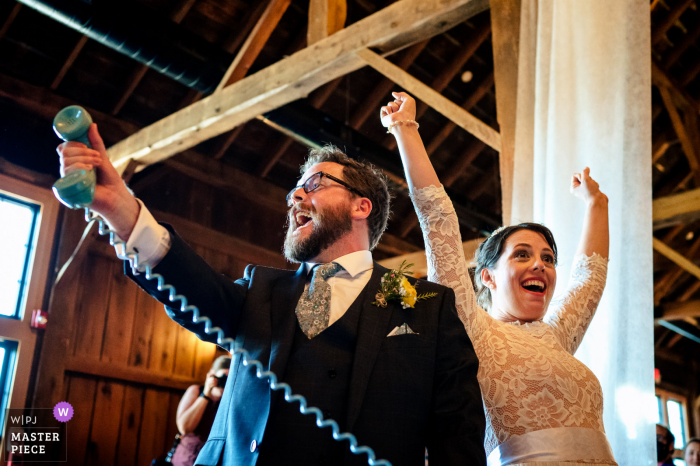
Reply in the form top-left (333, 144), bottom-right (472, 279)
top-left (114, 202), bottom-right (375, 326)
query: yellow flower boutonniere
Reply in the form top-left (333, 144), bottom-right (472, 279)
top-left (373, 261), bottom-right (437, 309)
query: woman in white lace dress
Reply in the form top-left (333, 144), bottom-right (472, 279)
top-left (380, 93), bottom-right (615, 466)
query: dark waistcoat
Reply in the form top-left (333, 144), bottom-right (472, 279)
top-left (255, 287), bottom-right (366, 466)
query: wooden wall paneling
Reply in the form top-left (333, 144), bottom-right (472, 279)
top-left (173, 318), bottom-right (199, 378)
top-left (65, 375), bottom-right (99, 466)
top-left (149, 302), bottom-right (180, 374)
top-left (194, 338), bottom-right (219, 381)
top-left (137, 388), bottom-right (172, 465)
top-left (86, 380), bottom-right (126, 466)
top-left (72, 254), bottom-right (114, 359)
top-left (129, 291), bottom-right (158, 369)
top-left (101, 263), bottom-right (140, 365)
top-left (115, 385), bottom-right (144, 466)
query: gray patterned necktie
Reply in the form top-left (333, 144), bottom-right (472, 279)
top-left (295, 262), bottom-right (344, 339)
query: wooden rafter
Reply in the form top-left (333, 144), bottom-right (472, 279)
top-left (258, 137), bottom-right (294, 177)
top-left (0, 2), bottom-right (21, 41)
top-left (652, 0), bottom-right (695, 46)
top-left (349, 40), bottom-right (429, 130)
top-left (653, 186), bottom-right (700, 227)
top-left (379, 238), bottom-right (484, 277)
top-left (653, 238), bottom-right (700, 282)
top-left (357, 48), bottom-right (501, 151)
top-left (106, 0), bottom-right (491, 172)
top-left (212, 125), bottom-right (246, 160)
top-left (111, 0), bottom-right (199, 116)
top-left (425, 71), bottom-right (493, 155)
top-left (51, 35), bottom-right (88, 91)
top-left (662, 18), bottom-right (700, 69)
top-left (658, 300), bottom-right (700, 322)
top-left (215, 0), bottom-right (292, 92)
top-left (655, 235), bottom-right (700, 305)
top-left (308, 0), bottom-right (347, 46)
top-left (658, 85), bottom-right (700, 184)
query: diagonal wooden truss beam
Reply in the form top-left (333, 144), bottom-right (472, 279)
top-left (653, 237), bottom-right (700, 282)
top-left (658, 300), bottom-right (700, 322)
top-left (106, 0), bottom-right (490, 172)
top-left (356, 48), bottom-right (501, 151)
top-left (216, 0), bottom-right (292, 91)
top-left (658, 84), bottom-right (700, 184)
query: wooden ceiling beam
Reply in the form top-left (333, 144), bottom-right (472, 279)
top-left (652, 0), bottom-right (695, 46)
top-left (308, 76), bottom-right (343, 109)
top-left (653, 237), bottom-right (700, 282)
top-left (106, 0), bottom-right (490, 171)
top-left (212, 124), bottom-right (246, 160)
top-left (258, 137), bottom-right (294, 177)
top-left (379, 238), bottom-right (484, 277)
top-left (308, 0), bottom-right (347, 46)
top-left (652, 61), bottom-right (699, 111)
top-left (425, 71), bottom-right (493, 155)
top-left (222, 0), bottom-right (271, 55)
top-left (682, 59), bottom-right (700, 87)
top-left (653, 186), bottom-right (700, 227)
top-left (216, 0), bottom-right (292, 91)
top-left (357, 48), bottom-right (501, 151)
top-left (111, 0), bottom-right (199, 116)
top-left (349, 39), bottom-right (429, 130)
top-left (655, 235), bottom-right (700, 304)
top-left (0, 2), bottom-right (22, 41)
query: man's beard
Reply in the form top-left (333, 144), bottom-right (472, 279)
top-left (283, 202), bottom-right (353, 263)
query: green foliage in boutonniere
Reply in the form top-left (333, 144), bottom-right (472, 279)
top-left (373, 260), bottom-right (438, 309)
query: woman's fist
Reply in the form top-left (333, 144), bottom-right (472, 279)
top-left (380, 92), bottom-right (416, 128)
top-left (571, 167), bottom-right (608, 205)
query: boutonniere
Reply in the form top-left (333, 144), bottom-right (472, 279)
top-left (373, 261), bottom-right (437, 309)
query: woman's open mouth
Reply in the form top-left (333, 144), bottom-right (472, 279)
top-left (521, 279), bottom-right (546, 295)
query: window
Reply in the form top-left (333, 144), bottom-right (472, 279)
top-left (0, 339), bottom-right (18, 443)
top-left (0, 193), bottom-right (39, 319)
top-left (656, 388), bottom-right (690, 451)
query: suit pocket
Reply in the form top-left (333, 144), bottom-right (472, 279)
top-left (380, 333), bottom-right (432, 350)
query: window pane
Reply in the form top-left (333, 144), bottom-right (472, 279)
top-left (0, 348), bottom-right (5, 377)
top-left (0, 195), bottom-right (37, 317)
top-left (656, 395), bottom-right (663, 424)
top-left (667, 399), bottom-right (686, 449)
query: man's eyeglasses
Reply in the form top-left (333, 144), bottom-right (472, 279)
top-left (286, 171), bottom-right (363, 206)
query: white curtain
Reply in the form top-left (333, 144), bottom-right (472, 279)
top-left (509, 1), bottom-right (655, 464)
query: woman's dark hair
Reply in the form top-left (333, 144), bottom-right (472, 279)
top-left (211, 355), bottom-right (231, 372)
top-left (474, 223), bottom-right (558, 310)
top-left (300, 145), bottom-right (391, 250)
top-left (688, 438), bottom-right (700, 449)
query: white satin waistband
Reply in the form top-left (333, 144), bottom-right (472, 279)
top-left (487, 427), bottom-right (617, 466)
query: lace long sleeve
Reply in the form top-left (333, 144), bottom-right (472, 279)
top-left (410, 185), bottom-right (492, 340)
top-left (544, 253), bottom-right (609, 354)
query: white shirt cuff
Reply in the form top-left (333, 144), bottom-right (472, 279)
top-left (114, 199), bottom-right (171, 272)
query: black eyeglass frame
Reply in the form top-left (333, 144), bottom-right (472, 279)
top-left (286, 171), bottom-right (364, 205)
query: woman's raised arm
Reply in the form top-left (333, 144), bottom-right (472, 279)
top-left (380, 92), bottom-right (440, 190)
top-left (571, 168), bottom-right (609, 259)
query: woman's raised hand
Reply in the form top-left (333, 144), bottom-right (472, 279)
top-left (380, 92), bottom-right (416, 128)
top-left (571, 167), bottom-right (608, 204)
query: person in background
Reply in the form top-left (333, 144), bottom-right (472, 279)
top-left (172, 356), bottom-right (231, 466)
top-left (657, 424), bottom-right (676, 466)
top-left (685, 438), bottom-right (700, 466)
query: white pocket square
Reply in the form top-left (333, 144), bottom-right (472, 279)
top-left (387, 323), bottom-right (418, 337)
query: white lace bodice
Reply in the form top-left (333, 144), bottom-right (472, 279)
top-left (412, 185), bottom-right (609, 457)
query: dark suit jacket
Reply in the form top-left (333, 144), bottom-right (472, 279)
top-left (127, 226), bottom-right (485, 466)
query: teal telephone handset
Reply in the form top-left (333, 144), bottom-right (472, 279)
top-left (52, 107), bottom-right (391, 466)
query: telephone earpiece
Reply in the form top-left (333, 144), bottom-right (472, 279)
top-left (52, 105), bottom-right (97, 209)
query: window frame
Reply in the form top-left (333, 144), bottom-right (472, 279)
top-left (656, 387), bottom-right (691, 450)
top-left (0, 192), bottom-right (41, 320)
top-left (0, 172), bottom-right (60, 452)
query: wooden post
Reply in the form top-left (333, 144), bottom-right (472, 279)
top-left (308, 0), bottom-right (347, 46)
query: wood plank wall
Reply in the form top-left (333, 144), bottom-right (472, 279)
top-left (32, 179), bottom-right (295, 466)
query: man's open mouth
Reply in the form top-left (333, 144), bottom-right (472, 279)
top-left (521, 279), bottom-right (546, 294)
top-left (294, 211), bottom-right (314, 231)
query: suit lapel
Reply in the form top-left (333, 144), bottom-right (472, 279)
top-left (346, 262), bottom-right (394, 432)
top-left (269, 264), bottom-right (307, 380)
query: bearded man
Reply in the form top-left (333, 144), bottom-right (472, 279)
top-left (56, 126), bottom-right (486, 466)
